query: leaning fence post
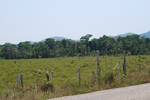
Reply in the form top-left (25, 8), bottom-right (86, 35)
top-left (96, 50), bottom-right (101, 86)
top-left (46, 70), bottom-right (50, 81)
top-left (77, 66), bottom-right (81, 86)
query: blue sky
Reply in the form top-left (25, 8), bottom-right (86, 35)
top-left (0, 0), bottom-right (150, 44)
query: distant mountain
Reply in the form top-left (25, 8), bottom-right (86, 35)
top-left (115, 31), bottom-right (150, 38)
top-left (118, 32), bottom-right (136, 37)
top-left (51, 36), bottom-right (66, 41)
top-left (49, 31), bottom-right (150, 41)
top-left (113, 32), bottom-right (136, 39)
top-left (140, 31), bottom-right (150, 38)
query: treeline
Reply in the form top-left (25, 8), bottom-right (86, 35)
top-left (0, 34), bottom-right (150, 59)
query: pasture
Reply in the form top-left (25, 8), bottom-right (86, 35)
top-left (0, 55), bottom-right (150, 100)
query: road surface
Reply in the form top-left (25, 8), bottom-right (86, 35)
top-left (49, 83), bottom-right (150, 100)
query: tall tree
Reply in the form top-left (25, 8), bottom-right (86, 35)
top-left (45, 38), bottom-right (56, 57)
top-left (1, 43), bottom-right (18, 59)
top-left (80, 34), bottom-right (93, 55)
top-left (18, 41), bottom-right (33, 58)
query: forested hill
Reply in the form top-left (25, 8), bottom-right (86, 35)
top-left (0, 34), bottom-right (150, 59)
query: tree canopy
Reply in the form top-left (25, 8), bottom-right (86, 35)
top-left (0, 34), bottom-right (150, 59)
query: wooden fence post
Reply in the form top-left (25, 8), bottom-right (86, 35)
top-left (117, 62), bottom-right (121, 80)
top-left (77, 66), bottom-right (81, 86)
top-left (16, 73), bottom-right (24, 88)
top-left (46, 70), bottom-right (50, 81)
top-left (91, 71), bottom-right (96, 85)
top-left (50, 71), bottom-right (54, 81)
top-left (96, 50), bottom-right (101, 86)
top-left (123, 53), bottom-right (127, 77)
top-left (138, 55), bottom-right (143, 72)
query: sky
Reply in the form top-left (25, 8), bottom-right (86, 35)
top-left (0, 0), bottom-right (150, 44)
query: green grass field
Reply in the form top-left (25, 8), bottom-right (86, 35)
top-left (0, 55), bottom-right (150, 100)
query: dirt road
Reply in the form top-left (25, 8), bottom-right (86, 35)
top-left (49, 83), bottom-right (150, 100)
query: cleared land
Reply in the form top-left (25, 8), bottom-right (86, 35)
top-left (0, 56), bottom-right (150, 100)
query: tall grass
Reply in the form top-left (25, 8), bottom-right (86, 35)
top-left (0, 55), bottom-right (150, 100)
